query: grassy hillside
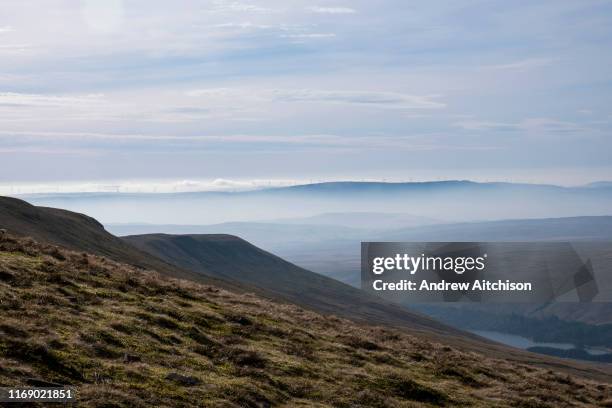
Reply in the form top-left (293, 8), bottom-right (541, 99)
top-left (122, 233), bottom-right (462, 336)
top-left (0, 233), bottom-right (610, 407)
top-left (0, 196), bottom-right (467, 340)
top-left (0, 196), bottom-right (215, 286)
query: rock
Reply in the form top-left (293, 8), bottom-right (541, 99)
top-left (165, 372), bottom-right (201, 386)
top-left (123, 353), bottom-right (141, 363)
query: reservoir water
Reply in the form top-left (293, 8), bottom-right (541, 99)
top-left (471, 330), bottom-right (609, 356)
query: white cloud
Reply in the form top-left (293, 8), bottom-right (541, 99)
top-left (271, 89), bottom-right (445, 109)
top-left (453, 120), bottom-right (518, 131)
top-left (281, 32), bottom-right (336, 39)
top-left (213, 22), bottom-right (273, 30)
top-left (81, 0), bottom-right (125, 34)
top-left (481, 57), bottom-right (556, 72)
top-left (0, 130), bottom-right (372, 146)
top-left (0, 1), bottom-right (609, 184)
top-left (0, 130), bottom-right (494, 157)
top-left (211, 2), bottom-right (272, 14)
top-left (186, 87), bottom-right (446, 109)
top-left (308, 7), bottom-right (356, 14)
top-left (0, 92), bottom-right (105, 107)
top-left (454, 117), bottom-right (592, 136)
top-left (0, 44), bottom-right (31, 54)
top-left (0, 178), bottom-right (304, 195)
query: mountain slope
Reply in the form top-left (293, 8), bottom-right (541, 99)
top-left (122, 232), bottom-right (612, 375)
top-left (0, 196), bottom-right (460, 338)
top-left (1, 233), bottom-right (610, 407)
top-left (3, 196), bottom-right (611, 378)
top-left (122, 233), bottom-right (458, 336)
top-left (0, 196), bottom-right (222, 285)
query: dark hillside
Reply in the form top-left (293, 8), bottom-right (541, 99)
top-left (123, 233), bottom-right (459, 336)
top-left (0, 196), bottom-right (225, 286)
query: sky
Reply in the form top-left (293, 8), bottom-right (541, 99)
top-left (1, 0), bottom-right (612, 192)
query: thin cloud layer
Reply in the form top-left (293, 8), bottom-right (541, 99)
top-left (0, 0), bottom-right (610, 185)
top-left (308, 7), bottom-right (357, 14)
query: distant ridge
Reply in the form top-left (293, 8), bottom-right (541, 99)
top-left (19, 180), bottom-right (612, 226)
top-left (14, 179), bottom-right (601, 198)
top-left (587, 181), bottom-right (612, 188)
top-left (384, 215), bottom-right (612, 241)
top-left (267, 180), bottom-right (574, 193)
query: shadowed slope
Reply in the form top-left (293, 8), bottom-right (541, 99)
top-left (123, 233), bottom-right (458, 335)
top-left (0, 196), bottom-right (222, 285)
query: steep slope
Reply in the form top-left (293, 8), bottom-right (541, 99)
top-left (122, 233), bottom-right (458, 336)
top-left (122, 233), bottom-right (612, 374)
top-left (0, 234), bottom-right (610, 407)
top-left (0, 196), bottom-right (221, 285)
top-left (1, 196), bottom-right (461, 338)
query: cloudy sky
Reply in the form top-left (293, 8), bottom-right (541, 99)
top-left (1, 0), bottom-right (612, 192)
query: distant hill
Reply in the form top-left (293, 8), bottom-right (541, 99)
top-left (2, 234), bottom-right (610, 405)
top-left (267, 212), bottom-right (442, 229)
top-left (19, 180), bottom-right (612, 225)
top-left (174, 216), bottom-right (612, 329)
top-left (383, 215), bottom-right (612, 241)
top-left (109, 216), bottom-right (612, 297)
top-left (586, 181), bottom-right (612, 188)
top-left (108, 222), bottom-right (366, 250)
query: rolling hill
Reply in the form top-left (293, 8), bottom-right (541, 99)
top-left (0, 196), bottom-right (211, 285)
top-left (117, 216), bottom-right (612, 290)
top-left (2, 233), bottom-right (610, 406)
top-left (121, 233), bottom-right (456, 335)
top-left (3, 195), bottom-right (612, 380)
top-left (0, 196), bottom-right (465, 339)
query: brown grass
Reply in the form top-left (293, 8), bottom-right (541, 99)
top-left (0, 233), bottom-right (609, 407)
